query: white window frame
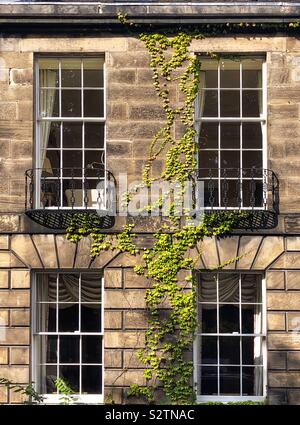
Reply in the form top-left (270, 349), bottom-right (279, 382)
top-left (194, 272), bottom-right (267, 403)
top-left (34, 55), bottom-right (107, 210)
top-left (32, 271), bottom-right (104, 405)
top-left (195, 56), bottom-right (267, 211)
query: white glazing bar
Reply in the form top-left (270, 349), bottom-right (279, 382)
top-left (239, 62), bottom-right (243, 208)
top-left (239, 274), bottom-right (243, 396)
top-left (216, 274), bottom-right (220, 396)
top-left (82, 60), bottom-right (85, 208)
top-left (79, 274), bottom-right (82, 393)
top-left (56, 273), bottom-right (60, 394)
top-left (217, 62), bottom-right (221, 208)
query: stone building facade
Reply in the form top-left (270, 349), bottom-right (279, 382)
top-left (0, 0), bottom-right (300, 405)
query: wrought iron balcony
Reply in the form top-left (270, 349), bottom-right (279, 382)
top-left (25, 165), bottom-right (116, 230)
top-left (197, 167), bottom-right (279, 229)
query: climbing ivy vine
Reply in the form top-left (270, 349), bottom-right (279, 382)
top-left (66, 19), bottom-right (299, 404)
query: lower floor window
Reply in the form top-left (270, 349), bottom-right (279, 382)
top-left (33, 272), bottom-right (103, 402)
top-left (196, 272), bottom-right (266, 400)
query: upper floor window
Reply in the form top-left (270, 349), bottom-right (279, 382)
top-left (33, 272), bottom-right (103, 404)
top-left (35, 57), bottom-right (106, 209)
top-left (196, 57), bottom-right (267, 209)
top-left (195, 272), bottom-right (266, 402)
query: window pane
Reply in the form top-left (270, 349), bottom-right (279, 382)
top-left (60, 336), bottom-right (80, 363)
top-left (220, 60), bottom-right (240, 88)
top-left (199, 122), bottom-right (218, 149)
top-left (242, 336), bottom-right (262, 365)
top-left (38, 365), bottom-right (57, 394)
top-left (199, 150), bottom-right (218, 170)
top-left (39, 59), bottom-right (59, 87)
top-left (220, 123), bottom-right (240, 149)
top-left (242, 304), bottom-right (262, 334)
top-left (61, 90), bottom-right (81, 117)
top-left (63, 179), bottom-right (83, 207)
top-left (200, 366), bottom-right (218, 395)
top-left (219, 366), bottom-right (240, 395)
top-left (59, 366), bottom-right (79, 393)
top-left (37, 304), bottom-right (56, 332)
top-left (218, 274), bottom-right (239, 303)
top-left (219, 304), bottom-right (239, 333)
top-left (58, 274), bottom-right (79, 303)
top-left (242, 151), bottom-right (262, 172)
top-left (85, 122), bottom-right (105, 149)
top-left (82, 336), bottom-right (102, 363)
top-left (83, 58), bottom-right (104, 87)
top-left (242, 122), bottom-right (262, 149)
top-left (241, 274), bottom-right (261, 303)
top-left (82, 366), bottom-right (102, 394)
top-left (63, 122), bottom-right (82, 148)
top-left (201, 60), bottom-right (218, 88)
top-left (202, 90), bottom-right (218, 117)
top-left (84, 90), bottom-right (104, 117)
top-left (242, 180), bottom-right (263, 207)
top-left (58, 304), bottom-right (79, 332)
top-left (242, 366), bottom-right (263, 396)
top-left (81, 304), bottom-right (102, 332)
top-left (219, 336), bottom-right (240, 364)
top-left (203, 180), bottom-right (219, 207)
top-left (242, 59), bottom-right (262, 89)
top-left (41, 122), bottom-right (60, 149)
top-left (242, 90), bottom-right (262, 117)
top-left (81, 274), bottom-right (102, 303)
top-left (220, 90), bottom-right (240, 117)
top-left (221, 150), bottom-right (240, 171)
top-left (200, 304), bottom-right (217, 333)
top-left (36, 273), bottom-right (57, 302)
top-left (85, 151), bottom-right (104, 172)
top-left (42, 151), bottom-right (60, 172)
top-left (62, 151), bottom-right (82, 175)
top-left (221, 179), bottom-right (240, 207)
top-left (40, 89), bottom-right (59, 117)
top-left (45, 335), bottom-right (57, 363)
top-left (61, 59), bottom-right (81, 88)
top-left (199, 273), bottom-right (217, 302)
top-left (199, 336), bottom-right (217, 364)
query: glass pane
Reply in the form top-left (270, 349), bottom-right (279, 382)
top-left (201, 60), bottom-right (218, 88)
top-left (242, 180), bottom-right (263, 208)
top-left (81, 274), bottom-right (102, 303)
top-left (218, 274), bottom-right (239, 303)
top-left (200, 304), bottom-right (217, 333)
top-left (242, 59), bottom-right (262, 89)
top-left (81, 304), bottom-right (102, 332)
top-left (199, 273), bottom-right (217, 302)
top-left (242, 90), bottom-right (262, 117)
top-left (241, 274), bottom-right (261, 303)
top-left (61, 59), bottom-right (81, 88)
top-left (220, 90), bottom-right (240, 117)
top-left (40, 89), bottom-right (59, 117)
top-left (62, 151), bottom-right (82, 175)
top-left (41, 122), bottom-right (60, 149)
top-left (37, 304), bottom-right (56, 332)
top-left (61, 90), bottom-right (81, 117)
top-left (198, 150), bottom-right (218, 170)
top-left (60, 336), bottom-right (80, 363)
top-left (42, 150), bottom-right (60, 172)
top-left (39, 59), bottom-right (59, 87)
top-left (219, 304), bottom-right (239, 333)
top-left (219, 336), bottom-right (240, 364)
top-left (85, 123), bottom-right (105, 149)
top-left (58, 304), bottom-right (79, 332)
top-left (203, 180), bottom-right (219, 207)
top-left (242, 336), bottom-right (256, 365)
top-left (83, 58), bottom-right (104, 87)
top-left (199, 122), bottom-right (218, 149)
top-left (58, 274), bottom-right (79, 303)
top-left (242, 304), bottom-right (262, 334)
top-left (221, 150), bottom-right (240, 171)
top-left (199, 336), bottom-right (217, 364)
top-left (220, 123), bottom-right (240, 149)
top-left (202, 90), bottom-right (218, 117)
top-left (46, 335), bottom-right (57, 363)
top-left (38, 365), bottom-right (57, 394)
top-left (36, 273), bottom-right (57, 302)
top-left (82, 336), bottom-right (102, 363)
top-left (63, 179), bottom-right (83, 207)
top-left (221, 179), bottom-right (240, 208)
top-left (84, 90), bottom-right (104, 117)
top-left (242, 151), bottom-right (262, 171)
top-left (200, 366), bottom-right (218, 395)
top-left (63, 122), bottom-right (82, 148)
top-left (220, 60), bottom-right (240, 88)
top-left (85, 151), bottom-right (104, 172)
top-left (219, 366), bottom-right (240, 395)
top-left (82, 366), bottom-right (102, 394)
top-left (242, 122), bottom-right (262, 149)
top-left (243, 366), bottom-right (263, 396)
top-left (59, 366), bottom-right (79, 393)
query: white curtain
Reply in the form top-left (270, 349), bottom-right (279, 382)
top-left (40, 70), bottom-right (57, 169)
top-left (196, 71), bottom-right (206, 141)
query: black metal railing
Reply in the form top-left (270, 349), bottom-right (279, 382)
top-left (25, 164), bottom-right (116, 230)
top-left (196, 167), bottom-right (279, 228)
